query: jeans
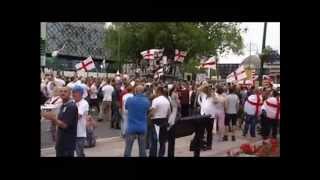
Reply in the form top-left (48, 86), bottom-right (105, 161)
top-left (243, 114), bottom-right (257, 137)
top-left (204, 118), bottom-right (214, 147)
top-left (75, 137), bottom-right (86, 157)
top-left (124, 133), bottom-right (146, 157)
top-left (56, 149), bottom-right (74, 157)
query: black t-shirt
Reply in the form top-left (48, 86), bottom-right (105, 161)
top-left (56, 100), bottom-right (78, 151)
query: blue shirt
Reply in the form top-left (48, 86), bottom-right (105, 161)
top-left (125, 93), bottom-right (151, 134)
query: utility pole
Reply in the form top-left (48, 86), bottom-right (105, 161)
top-left (259, 22), bottom-right (267, 86)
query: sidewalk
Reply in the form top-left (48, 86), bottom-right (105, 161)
top-left (41, 130), bottom-right (267, 157)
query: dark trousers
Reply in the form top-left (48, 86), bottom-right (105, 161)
top-left (167, 126), bottom-right (175, 157)
top-left (56, 149), bottom-right (74, 157)
top-left (149, 118), bottom-right (168, 157)
top-left (90, 99), bottom-right (100, 113)
top-left (264, 118), bottom-right (279, 139)
top-left (199, 118), bottom-right (214, 148)
top-left (181, 104), bottom-right (189, 117)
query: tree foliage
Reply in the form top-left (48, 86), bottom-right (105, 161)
top-left (104, 22), bottom-right (245, 72)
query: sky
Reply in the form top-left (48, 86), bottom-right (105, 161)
top-left (104, 22), bottom-right (280, 64)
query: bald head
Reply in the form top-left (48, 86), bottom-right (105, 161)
top-left (59, 86), bottom-right (71, 101)
top-left (135, 85), bottom-right (144, 94)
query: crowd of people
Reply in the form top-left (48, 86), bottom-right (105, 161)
top-left (40, 72), bottom-right (280, 157)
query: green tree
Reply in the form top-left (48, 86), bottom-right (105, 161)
top-left (104, 22), bottom-right (245, 69)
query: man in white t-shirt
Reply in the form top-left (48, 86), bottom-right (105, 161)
top-left (72, 85), bottom-right (89, 157)
top-left (224, 87), bottom-right (240, 141)
top-left (149, 86), bottom-right (171, 157)
top-left (98, 78), bottom-right (114, 122)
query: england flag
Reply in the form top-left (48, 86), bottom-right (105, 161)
top-left (75, 56), bottom-right (96, 72)
top-left (174, 49), bottom-right (187, 62)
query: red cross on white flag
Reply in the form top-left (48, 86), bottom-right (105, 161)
top-left (201, 57), bottom-right (216, 69)
top-left (174, 49), bottom-right (187, 62)
top-left (141, 49), bottom-right (155, 60)
top-left (75, 56), bottom-right (96, 72)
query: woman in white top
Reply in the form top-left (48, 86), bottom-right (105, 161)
top-left (168, 85), bottom-right (181, 128)
top-left (213, 86), bottom-right (227, 141)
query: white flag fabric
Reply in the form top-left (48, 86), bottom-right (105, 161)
top-left (141, 49), bottom-right (164, 60)
top-left (75, 56), bottom-right (96, 72)
top-left (174, 49), bottom-right (187, 62)
top-left (226, 65), bottom-right (247, 83)
top-left (201, 57), bottom-right (216, 69)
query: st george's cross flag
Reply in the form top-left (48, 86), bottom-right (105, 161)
top-left (141, 49), bottom-right (155, 60)
top-left (201, 57), bottom-right (216, 69)
top-left (75, 56), bottom-right (96, 72)
top-left (174, 49), bottom-right (187, 62)
top-left (141, 49), bottom-right (164, 60)
top-left (226, 65), bottom-right (247, 83)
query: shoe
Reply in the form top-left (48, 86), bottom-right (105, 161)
top-left (97, 119), bottom-right (103, 122)
top-left (223, 135), bottom-right (228, 141)
top-left (206, 146), bottom-right (212, 150)
top-left (232, 136), bottom-right (236, 141)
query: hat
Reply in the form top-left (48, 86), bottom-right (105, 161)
top-left (72, 85), bottom-right (84, 96)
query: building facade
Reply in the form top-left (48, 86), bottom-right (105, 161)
top-left (44, 22), bottom-right (118, 73)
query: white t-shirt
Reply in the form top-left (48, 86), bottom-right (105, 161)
top-left (54, 78), bottom-right (65, 87)
top-left (262, 97), bottom-right (280, 119)
top-left (67, 81), bottom-right (76, 89)
top-left (197, 92), bottom-right (208, 115)
top-left (76, 98), bottom-right (89, 137)
top-left (244, 94), bottom-right (263, 116)
top-left (122, 93), bottom-right (134, 113)
top-left (151, 95), bottom-right (171, 119)
top-left (90, 84), bottom-right (98, 99)
top-left (225, 94), bottom-right (240, 114)
top-left (202, 97), bottom-right (217, 118)
top-left (102, 84), bottom-right (114, 101)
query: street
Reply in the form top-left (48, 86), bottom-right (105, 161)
top-left (41, 111), bottom-right (121, 148)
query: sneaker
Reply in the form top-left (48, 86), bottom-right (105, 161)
top-left (232, 136), bottom-right (236, 141)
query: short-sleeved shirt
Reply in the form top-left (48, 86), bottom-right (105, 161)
top-left (125, 93), bottom-right (151, 134)
top-left (225, 93), bottom-right (240, 114)
top-left (151, 95), bottom-right (171, 119)
top-left (102, 84), bottom-right (114, 101)
top-left (56, 100), bottom-right (78, 151)
top-left (75, 99), bottom-right (89, 137)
